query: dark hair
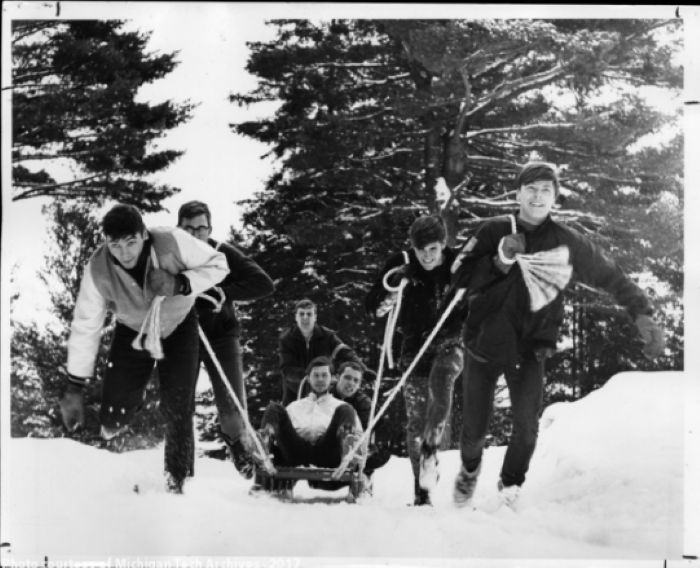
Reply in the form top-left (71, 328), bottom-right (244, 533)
top-left (178, 200), bottom-right (211, 226)
top-left (307, 356), bottom-right (333, 375)
top-left (337, 359), bottom-right (364, 379)
top-left (515, 162), bottom-right (560, 196)
top-left (295, 298), bottom-right (316, 313)
top-left (409, 215), bottom-right (447, 250)
top-left (102, 205), bottom-right (146, 240)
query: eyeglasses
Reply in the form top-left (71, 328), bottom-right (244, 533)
top-left (182, 225), bottom-right (210, 236)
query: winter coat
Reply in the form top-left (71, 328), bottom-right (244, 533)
top-left (365, 247), bottom-right (464, 359)
top-left (453, 213), bottom-right (653, 368)
top-left (329, 382), bottom-right (372, 430)
top-left (195, 239), bottom-right (274, 338)
top-left (279, 324), bottom-right (357, 395)
top-left (287, 392), bottom-right (362, 444)
top-left (67, 227), bottom-right (229, 378)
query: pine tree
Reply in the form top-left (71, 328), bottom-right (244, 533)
top-left (11, 20), bottom-right (193, 210)
top-left (231, 18), bottom-right (683, 447)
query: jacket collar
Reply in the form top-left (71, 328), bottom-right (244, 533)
top-left (308, 391), bottom-right (331, 403)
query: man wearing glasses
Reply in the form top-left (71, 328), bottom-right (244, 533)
top-left (178, 201), bottom-right (275, 479)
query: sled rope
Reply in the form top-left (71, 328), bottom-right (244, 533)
top-left (381, 265), bottom-right (409, 369)
top-left (509, 215), bottom-right (573, 312)
top-left (333, 287), bottom-right (466, 479)
top-left (198, 324), bottom-right (276, 475)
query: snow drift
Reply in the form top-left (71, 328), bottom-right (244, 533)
top-left (0, 371), bottom-right (686, 565)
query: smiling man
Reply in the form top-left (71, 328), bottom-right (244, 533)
top-left (450, 161), bottom-right (666, 510)
top-left (250, 357), bottom-right (364, 497)
top-left (365, 215), bottom-right (466, 506)
top-left (60, 204), bottom-right (228, 494)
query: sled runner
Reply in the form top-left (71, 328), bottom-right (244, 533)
top-left (254, 464), bottom-right (365, 503)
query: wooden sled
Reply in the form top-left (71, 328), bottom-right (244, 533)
top-left (254, 464), bottom-right (364, 503)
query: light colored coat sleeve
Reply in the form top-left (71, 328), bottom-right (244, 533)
top-left (171, 229), bottom-right (229, 295)
top-left (67, 265), bottom-right (109, 378)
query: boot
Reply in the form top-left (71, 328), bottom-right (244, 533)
top-left (453, 463), bottom-right (481, 507)
top-left (497, 479), bottom-right (521, 509)
top-left (418, 441), bottom-right (440, 492)
top-left (223, 433), bottom-right (254, 480)
top-left (413, 478), bottom-right (432, 506)
top-left (340, 426), bottom-right (364, 468)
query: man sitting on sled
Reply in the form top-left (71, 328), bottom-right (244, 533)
top-left (250, 356), bottom-right (367, 499)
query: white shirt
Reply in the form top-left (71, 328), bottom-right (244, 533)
top-left (286, 392), bottom-right (362, 444)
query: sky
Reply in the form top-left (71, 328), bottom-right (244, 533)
top-left (0, 370), bottom-right (695, 564)
top-left (1, 4), bottom-right (700, 565)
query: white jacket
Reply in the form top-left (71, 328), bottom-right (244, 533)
top-left (67, 227), bottom-right (228, 378)
top-left (287, 392), bottom-right (362, 444)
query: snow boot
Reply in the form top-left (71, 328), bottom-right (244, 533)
top-left (497, 479), bottom-right (521, 510)
top-left (165, 473), bottom-right (184, 495)
top-left (340, 427), bottom-right (364, 468)
top-left (413, 478), bottom-right (433, 506)
top-left (453, 463), bottom-right (481, 507)
top-left (418, 441), bottom-right (440, 492)
top-left (223, 434), bottom-right (254, 480)
top-left (250, 424), bottom-right (276, 474)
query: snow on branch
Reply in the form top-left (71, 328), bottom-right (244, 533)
top-left (466, 123), bottom-right (576, 138)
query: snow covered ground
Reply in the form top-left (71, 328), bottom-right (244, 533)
top-left (0, 371), bottom-right (693, 566)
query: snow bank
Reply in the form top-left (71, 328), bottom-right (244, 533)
top-left (0, 371), bottom-right (686, 565)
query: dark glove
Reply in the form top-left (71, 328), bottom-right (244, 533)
top-left (60, 382), bottom-right (86, 431)
top-left (533, 346), bottom-right (556, 361)
top-left (387, 264), bottom-right (414, 287)
top-left (149, 269), bottom-right (180, 297)
top-left (500, 233), bottom-right (526, 260)
top-left (635, 314), bottom-right (666, 360)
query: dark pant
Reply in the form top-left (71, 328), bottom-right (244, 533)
top-left (262, 402), bottom-right (356, 468)
top-left (403, 340), bottom-right (464, 481)
top-left (459, 350), bottom-right (544, 487)
top-left (100, 310), bottom-right (199, 484)
top-left (200, 330), bottom-right (247, 442)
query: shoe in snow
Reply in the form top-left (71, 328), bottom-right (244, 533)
top-left (250, 425), bottom-right (276, 474)
top-left (453, 463), bottom-right (481, 507)
top-left (101, 424), bottom-right (128, 440)
top-left (418, 442), bottom-right (440, 492)
top-left (165, 473), bottom-right (184, 495)
top-left (227, 437), bottom-right (254, 480)
top-left (497, 480), bottom-right (520, 509)
top-left (413, 487), bottom-right (433, 506)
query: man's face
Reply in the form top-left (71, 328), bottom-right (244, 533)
top-left (413, 240), bottom-right (446, 271)
top-left (295, 307), bottom-right (316, 334)
top-left (516, 180), bottom-right (556, 225)
top-left (308, 365), bottom-right (332, 394)
top-left (336, 366), bottom-right (362, 399)
top-left (106, 231), bottom-right (147, 269)
top-left (179, 213), bottom-right (212, 243)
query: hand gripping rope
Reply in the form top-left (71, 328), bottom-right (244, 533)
top-left (333, 285), bottom-right (466, 480)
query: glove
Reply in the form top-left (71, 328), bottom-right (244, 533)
top-left (635, 314), bottom-right (666, 360)
top-left (533, 346), bottom-right (556, 361)
top-left (387, 264), bottom-right (414, 287)
top-left (149, 268), bottom-right (179, 297)
top-left (60, 382), bottom-right (85, 431)
top-left (500, 233), bottom-right (527, 261)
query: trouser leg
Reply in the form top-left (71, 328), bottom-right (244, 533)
top-left (311, 404), bottom-right (358, 468)
top-left (404, 370), bottom-right (430, 481)
top-left (459, 351), bottom-right (501, 472)
top-left (99, 323), bottom-right (154, 429)
top-left (422, 343), bottom-right (464, 447)
top-left (500, 358), bottom-right (545, 487)
top-left (157, 310), bottom-right (199, 484)
top-left (202, 332), bottom-right (247, 442)
top-left (261, 402), bottom-right (310, 467)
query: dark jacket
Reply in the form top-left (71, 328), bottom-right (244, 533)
top-left (453, 213), bottom-right (653, 368)
top-left (196, 239), bottom-right (274, 338)
top-left (279, 324), bottom-right (357, 395)
top-left (365, 247), bottom-right (463, 358)
top-left (329, 382), bottom-right (372, 430)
